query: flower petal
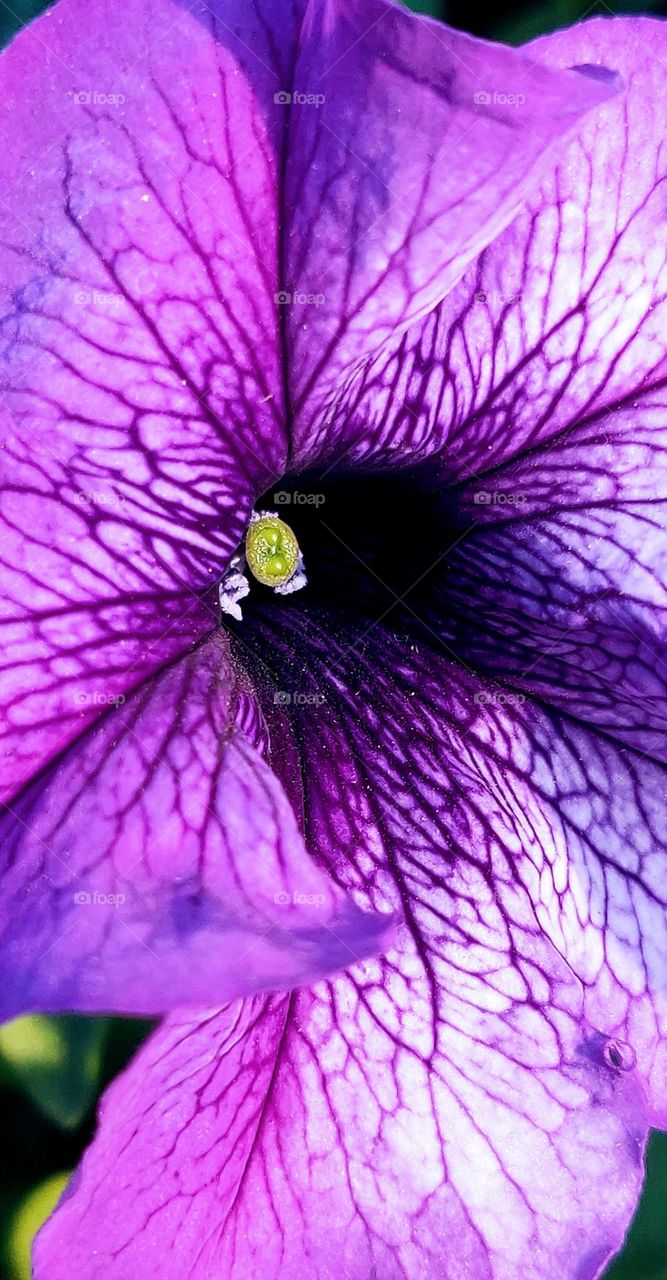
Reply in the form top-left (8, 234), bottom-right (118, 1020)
top-left (437, 390), bottom-right (667, 757)
top-left (312, 17), bottom-right (667, 756)
top-left (324, 17), bottom-right (664, 472)
top-left (35, 618), bottom-right (664, 1278)
top-left (257, 613), bottom-right (667, 1123)
top-left (287, 2), bottom-right (619, 464)
top-left (0, 2), bottom-right (625, 801)
top-left (33, 993), bottom-right (647, 1279)
top-left (0, 630), bottom-right (392, 1019)
top-left (0, 0), bottom-right (291, 800)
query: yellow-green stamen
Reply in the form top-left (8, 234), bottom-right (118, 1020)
top-left (245, 515), bottom-right (300, 587)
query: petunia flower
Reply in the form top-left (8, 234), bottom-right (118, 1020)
top-left (0, 0), bottom-right (665, 1277)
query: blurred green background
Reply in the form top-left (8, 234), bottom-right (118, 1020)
top-left (3, 0), bottom-right (667, 44)
top-left (0, 0), bottom-right (666, 1275)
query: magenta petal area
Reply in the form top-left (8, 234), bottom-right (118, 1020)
top-left (285, 0), bottom-right (619, 461)
top-left (32, 995), bottom-right (646, 1280)
top-left (324, 18), bottom-right (665, 473)
top-left (313, 17), bottom-right (667, 758)
top-left (432, 390), bottom-right (667, 758)
top-left (34, 615), bottom-right (661, 1279)
top-left (0, 0), bottom-right (292, 800)
top-left (0, 632), bottom-right (392, 1019)
top-left (255, 610), bottom-right (667, 1127)
top-left (0, 1), bottom-right (623, 799)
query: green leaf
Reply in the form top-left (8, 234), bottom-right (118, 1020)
top-left (407, 0), bottom-right (446, 12)
top-left (5, 1172), bottom-right (71, 1280)
top-left (0, 1015), bottom-right (108, 1130)
top-left (603, 1130), bottom-right (667, 1280)
top-left (492, 0), bottom-right (665, 45)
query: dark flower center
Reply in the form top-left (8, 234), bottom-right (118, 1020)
top-left (243, 468), bottom-right (466, 634)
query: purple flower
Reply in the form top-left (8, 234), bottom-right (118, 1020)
top-left (0, 0), bottom-right (665, 1276)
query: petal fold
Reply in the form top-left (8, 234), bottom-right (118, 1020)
top-left (34, 993), bottom-right (645, 1280)
top-left (321, 17), bottom-right (665, 473)
top-left (36, 614), bottom-right (666, 1279)
top-left (438, 391), bottom-right (667, 757)
top-left (0, 632), bottom-right (391, 1019)
top-left (0, 0), bottom-right (290, 797)
top-left (287, 2), bottom-right (620, 462)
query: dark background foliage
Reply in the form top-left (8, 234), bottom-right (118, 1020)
top-left (2, 0), bottom-right (667, 43)
top-left (0, 0), bottom-right (665, 1276)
